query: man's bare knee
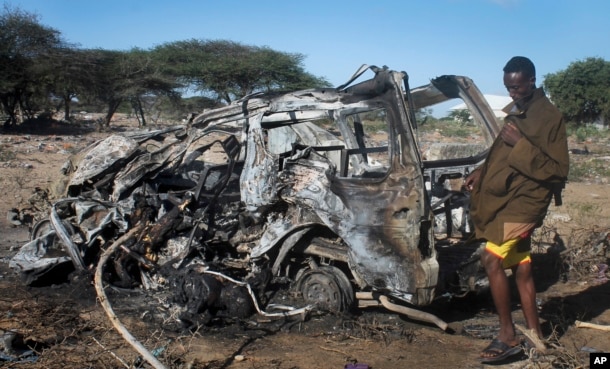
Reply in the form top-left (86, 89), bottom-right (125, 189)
top-left (481, 251), bottom-right (502, 272)
top-left (514, 262), bottom-right (534, 283)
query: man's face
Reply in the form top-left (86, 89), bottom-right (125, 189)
top-left (503, 71), bottom-right (535, 101)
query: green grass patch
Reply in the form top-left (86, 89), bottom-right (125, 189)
top-left (567, 123), bottom-right (610, 143)
top-left (569, 157), bottom-right (610, 182)
top-left (418, 119), bottom-right (479, 138)
top-left (566, 201), bottom-right (601, 223)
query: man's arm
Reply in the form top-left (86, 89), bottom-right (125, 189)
top-left (507, 136), bottom-right (569, 181)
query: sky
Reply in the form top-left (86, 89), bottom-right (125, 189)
top-left (7, 0), bottom-right (610, 116)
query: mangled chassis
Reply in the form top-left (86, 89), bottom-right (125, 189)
top-left (11, 65), bottom-right (500, 330)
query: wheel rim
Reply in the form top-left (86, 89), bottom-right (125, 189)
top-left (295, 265), bottom-right (354, 312)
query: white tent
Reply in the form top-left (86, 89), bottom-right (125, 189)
top-left (450, 94), bottom-right (513, 118)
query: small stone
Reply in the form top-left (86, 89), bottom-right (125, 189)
top-left (234, 355), bottom-right (245, 362)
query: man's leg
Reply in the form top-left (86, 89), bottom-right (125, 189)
top-left (514, 261), bottom-right (543, 338)
top-left (481, 250), bottom-right (519, 347)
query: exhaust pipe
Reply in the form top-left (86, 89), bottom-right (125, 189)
top-left (356, 292), bottom-right (448, 331)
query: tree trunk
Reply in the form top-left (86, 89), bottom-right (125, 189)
top-left (19, 93), bottom-right (36, 121)
top-left (63, 96), bottom-right (71, 121)
top-left (100, 98), bottom-right (122, 130)
top-left (132, 97), bottom-right (146, 127)
top-left (0, 93), bottom-right (21, 127)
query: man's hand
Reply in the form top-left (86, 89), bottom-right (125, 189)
top-left (464, 169), bottom-right (481, 192)
top-left (500, 122), bottom-right (522, 146)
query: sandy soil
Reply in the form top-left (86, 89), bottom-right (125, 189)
top-left (0, 119), bottom-right (609, 369)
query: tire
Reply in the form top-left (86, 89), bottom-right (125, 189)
top-left (294, 265), bottom-right (354, 312)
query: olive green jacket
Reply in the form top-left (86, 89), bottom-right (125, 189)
top-left (470, 88), bottom-right (569, 245)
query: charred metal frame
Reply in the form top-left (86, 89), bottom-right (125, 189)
top-left (12, 65), bottom-right (500, 318)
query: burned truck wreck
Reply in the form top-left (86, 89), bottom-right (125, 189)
top-left (11, 65), bottom-right (501, 330)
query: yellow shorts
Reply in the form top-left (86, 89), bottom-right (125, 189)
top-left (485, 237), bottom-right (531, 269)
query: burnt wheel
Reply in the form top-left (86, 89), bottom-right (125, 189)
top-left (294, 265), bottom-right (354, 312)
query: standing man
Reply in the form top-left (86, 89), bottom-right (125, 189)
top-left (464, 56), bottom-right (569, 363)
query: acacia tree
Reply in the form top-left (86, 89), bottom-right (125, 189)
top-left (246, 47), bottom-right (328, 93)
top-left (120, 48), bottom-right (181, 127)
top-left (84, 48), bottom-right (180, 128)
top-left (0, 5), bottom-right (63, 126)
top-left (153, 39), bottom-right (330, 104)
top-left (448, 109), bottom-right (472, 124)
top-left (1, 8), bottom-right (330, 128)
top-left (544, 57), bottom-right (610, 125)
top-left (41, 48), bottom-right (102, 121)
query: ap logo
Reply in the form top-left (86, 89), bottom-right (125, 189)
top-left (591, 353), bottom-right (610, 368)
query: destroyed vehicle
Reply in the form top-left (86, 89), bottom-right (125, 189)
top-left (11, 65), bottom-right (501, 329)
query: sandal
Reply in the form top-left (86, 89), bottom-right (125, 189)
top-left (479, 338), bottom-right (523, 363)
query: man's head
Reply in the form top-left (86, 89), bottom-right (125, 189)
top-left (503, 56), bottom-right (536, 101)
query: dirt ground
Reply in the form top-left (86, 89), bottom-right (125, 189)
top-left (0, 118), bottom-right (609, 369)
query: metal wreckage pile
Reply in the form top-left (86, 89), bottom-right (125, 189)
top-left (9, 66), bottom-right (501, 345)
